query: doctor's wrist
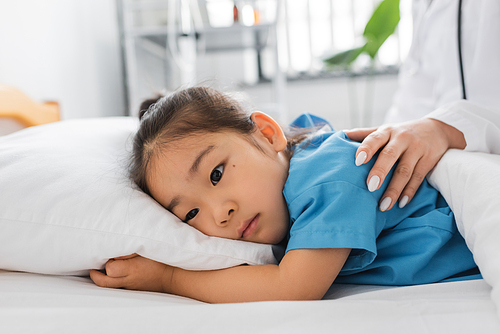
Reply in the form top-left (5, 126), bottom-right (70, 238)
top-left (430, 118), bottom-right (466, 150)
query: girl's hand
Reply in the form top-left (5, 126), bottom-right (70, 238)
top-left (89, 254), bottom-right (174, 293)
top-left (91, 248), bottom-right (350, 303)
top-left (344, 118), bottom-right (466, 211)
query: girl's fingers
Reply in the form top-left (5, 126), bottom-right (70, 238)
top-left (105, 258), bottom-right (130, 278)
top-left (114, 253), bottom-right (138, 261)
top-left (89, 269), bottom-right (126, 289)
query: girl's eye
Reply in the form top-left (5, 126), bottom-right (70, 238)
top-left (210, 165), bottom-right (224, 185)
top-left (185, 208), bottom-right (199, 222)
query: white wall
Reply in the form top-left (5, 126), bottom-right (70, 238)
top-left (0, 0), bottom-right (125, 119)
top-left (0, 0), bottom-right (398, 126)
top-left (241, 74), bottom-right (399, 130)
top-left (187, 50), bottom-right (399, 129)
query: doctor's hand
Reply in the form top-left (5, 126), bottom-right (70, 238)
top-left (344, 118), bottom-right (466, 211)
top-left (89, 254), bottom-right (174, 294)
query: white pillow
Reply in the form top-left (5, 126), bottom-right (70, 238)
top-left (0, 117), bottom-right (276, 276)
top-left (428, 150), bottom-right (500, 318)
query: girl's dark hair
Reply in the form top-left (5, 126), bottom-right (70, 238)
top-left (130, 86), bottom-right (308, 195)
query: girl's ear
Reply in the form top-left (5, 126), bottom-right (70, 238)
top-left (250, 111), bottom-right (287, 152)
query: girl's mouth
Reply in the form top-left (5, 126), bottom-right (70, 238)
top-left (240, 214), bottom-right (259, 239)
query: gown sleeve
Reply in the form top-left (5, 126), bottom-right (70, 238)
top-left (286, 180), bottom-right (382, 271)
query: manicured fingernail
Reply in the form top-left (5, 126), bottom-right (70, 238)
top-left (399, 195), bottom-right (409, 208)
top-left (368, 175), bottom-right (380, 192)
top-left (380, 197), bottom-right (391, 211)
top-left (355, 151), bottom-right (367, 166)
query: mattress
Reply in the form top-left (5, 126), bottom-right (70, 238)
top-left (1, 269), bottom-right (498, 334)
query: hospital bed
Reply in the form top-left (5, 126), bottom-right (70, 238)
top-left (1, 86), bottom-right (499, 333)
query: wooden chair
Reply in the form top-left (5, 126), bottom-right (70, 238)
top-left (0, 85), bottom-right (60, 128)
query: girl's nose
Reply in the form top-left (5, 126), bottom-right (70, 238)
top-left (216, 208), bottom-right (235, 226)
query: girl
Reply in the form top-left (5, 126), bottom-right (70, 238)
top-left (90, 86), bottom-right (479, 303)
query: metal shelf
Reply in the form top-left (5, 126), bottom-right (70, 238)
top-left (117, 0), bottom-right (287, 121)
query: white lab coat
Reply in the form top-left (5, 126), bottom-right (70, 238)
top-left (385, 0), bottom-right (500, 154)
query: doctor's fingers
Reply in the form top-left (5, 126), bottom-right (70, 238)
top-left (363, 132), bottom-right (412, 194)
top-left (377, 148), bottom-right (425, 211)
top-left (379, 141), bottom-right (443, 211)
top-left (397, 150), bottom-right (445, 208)
top-left (352, 125), bottom-right (404, 169)
top-left (344, 127), bottom-right (378, 143)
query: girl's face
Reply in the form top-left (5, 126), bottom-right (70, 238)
top-left (147, 112), bottom-right (291, 245)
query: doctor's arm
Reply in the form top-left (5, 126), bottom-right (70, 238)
top-left (89, 248), bottom-right (350, 303)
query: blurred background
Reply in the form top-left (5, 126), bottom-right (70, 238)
top-left (0, 0), bottom-right (412, 130)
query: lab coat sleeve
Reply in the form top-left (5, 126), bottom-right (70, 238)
top-left (425, 100), bottom-right (500, 154)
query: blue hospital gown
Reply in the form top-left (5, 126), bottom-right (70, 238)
top-left (283, 114), bottom-right (480, 285)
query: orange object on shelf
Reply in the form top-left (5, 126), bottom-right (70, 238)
top-left (254, 8), bottom-right (260, 25)
top-left (233, 4), bottom-right (239, 22)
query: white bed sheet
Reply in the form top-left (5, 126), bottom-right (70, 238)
top-left (1, 269), bottom-right (498, 334)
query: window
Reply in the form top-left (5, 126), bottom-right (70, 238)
top-left (276, 0), bottom-right (412, 78)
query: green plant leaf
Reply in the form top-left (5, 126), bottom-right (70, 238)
top-left (363, 0), bottom-right (400, 58)
top-left (322, 0), bottom-right (400, 68)
top-left (323, 45), bottom-right (366, 67)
